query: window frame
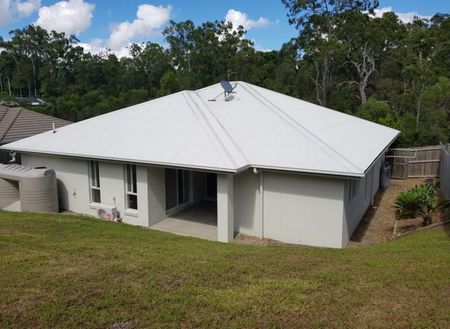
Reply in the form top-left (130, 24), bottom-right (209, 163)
top-left (348, 179), bottom-right (358, 202)
top-left (124, 164), bottom-right (138, 210)
top-left (89, 160), bottom-right (101, 203)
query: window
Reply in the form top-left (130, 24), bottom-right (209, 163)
top-left (348, 179), bottom-right (358, 202)
top-left (89, 161), bottom-right (101, 203)
top-left (125, 164), bottom-right (138, 210)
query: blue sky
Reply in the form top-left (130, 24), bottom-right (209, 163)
top-left (1, 0), bottom-right (449, 55)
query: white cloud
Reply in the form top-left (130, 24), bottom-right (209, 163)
top-left (225, 9), bottom-right (270, 31)
top-left (16, 0), bottom-right (40, 16)
top-left (372, 6), bottom-right (431, 24)
top-left (107, 4), bottom-right (171, 51)
top-left (35, 0), bottom-right (94, 36)
top-left (78, 38), bottom-right (107, 55)
top-left (0, 1), bottom-right (13, 26)
top-left (253, 42), bottom-right (273, 52)
top-left (0, 0), bottom-right (41, 27)
top-left (79, 38), bottom-right (133, 58)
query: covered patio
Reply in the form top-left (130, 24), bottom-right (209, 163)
top-left (149, 169), bottom-right (234, 242)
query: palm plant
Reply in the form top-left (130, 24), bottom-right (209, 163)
top-left (395, 184), bottom-right (450, 226)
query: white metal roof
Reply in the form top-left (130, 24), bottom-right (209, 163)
top-left (1, 81), bottom-right (399, 177)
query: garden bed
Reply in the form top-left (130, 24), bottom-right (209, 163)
top-left (349, 178), bottom-right (448, 246)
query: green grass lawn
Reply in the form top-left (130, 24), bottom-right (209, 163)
top-left (0, 211), bottom-right (449, 329)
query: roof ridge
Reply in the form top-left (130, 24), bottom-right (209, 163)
top-left (240, 82), bottom-right (362, 173)
top-left (0, 108), bottom-right (21, 142)
top-left (193, 92), bottom-right (250, 165)
top-left (181, 91), bottom-right (243, 169)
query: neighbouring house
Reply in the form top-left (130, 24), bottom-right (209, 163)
top-left (16, 97), bottom-right (47, 106)
top-left (1, 82), bottom-right (399, 248)
top-left (0, 105), bottom-right (71, 164)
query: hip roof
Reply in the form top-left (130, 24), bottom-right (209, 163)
top-left (1, 82), bottom-right (399, 177)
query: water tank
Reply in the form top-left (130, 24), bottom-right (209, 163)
top-left (0, 178), bottom-right (20, 211)
top-left (380, 161), bottom-right (391, 188)
top-left (0, 164), bottom-right (58, 213)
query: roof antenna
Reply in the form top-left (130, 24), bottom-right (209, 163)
top-left (208, 80), bottom-right (238, 102)
top-left (227, 69), bottom-right (236, 81)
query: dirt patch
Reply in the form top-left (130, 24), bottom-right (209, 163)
top-left (234, 233), bottom-right (288, 246)
top-left (349, 178), bottom-right (447, 247)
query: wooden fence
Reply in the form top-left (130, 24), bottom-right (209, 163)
top-left (387, 145), bottom-right (443, 179)
top-left (440, 144), bottom-right (450, 201)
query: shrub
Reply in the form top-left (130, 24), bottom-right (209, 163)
top-left (395, 184), bottom-right (449, 226)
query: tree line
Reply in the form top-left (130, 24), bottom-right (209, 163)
top-left (0, 0), bottom-right (449, 147)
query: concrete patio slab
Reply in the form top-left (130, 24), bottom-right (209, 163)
top-left (150, 201), bottom-right (217, 241)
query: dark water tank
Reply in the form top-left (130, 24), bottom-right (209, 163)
top-left (380, 161), bottom-right (391, 188)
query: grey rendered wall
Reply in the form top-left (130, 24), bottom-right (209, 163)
top-left (342, 156), bottom-right (383, 244)
top-left (96, 161), bottom-right (150, 226)
top-left (22, 154), bottom-right (91, 213)
top-left (147, 167), bottom-right (166, 225)
top-left (263, 172), bottom-right (345, 248)
top-left (21, 153), bottom-right (160, 227)
top-left (233, 169), bottom-right (262, 237)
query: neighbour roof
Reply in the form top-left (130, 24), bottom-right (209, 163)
top-left (0, 106), bottom-right (71, 145)
top-left (0, 163), bottom-right (54, 179)
top-left (1, 82), bottom-right (399, 177)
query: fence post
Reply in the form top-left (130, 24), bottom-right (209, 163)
top-left (440, 144), bottom-right (450, 201)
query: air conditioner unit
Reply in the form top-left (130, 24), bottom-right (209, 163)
top-left (96, 205), bottom-right (121, 222)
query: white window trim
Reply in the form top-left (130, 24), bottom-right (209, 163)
top-left (89, 161), bottom-right (101, 204)
top-left (124, 164), bottom-right (138, 211)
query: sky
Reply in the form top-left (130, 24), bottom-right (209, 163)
top-left (0, 0), bottom-right (449, 57)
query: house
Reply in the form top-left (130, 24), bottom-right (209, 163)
top-left (0, 105), bottom-right (71, 163)
top-left (1, 82), bottom-right (399, 248)
top-left (16, 97), bottom-right (47, 106)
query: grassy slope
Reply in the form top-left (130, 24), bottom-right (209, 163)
top-left (0, 211), bottom-right (449, 329)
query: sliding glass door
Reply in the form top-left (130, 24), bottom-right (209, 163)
top-left (165, 169), bottom-right (191, 211)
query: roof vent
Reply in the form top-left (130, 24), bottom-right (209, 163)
top-left (208, 80), bottom-right (237, 102)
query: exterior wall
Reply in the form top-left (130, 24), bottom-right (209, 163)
top-left (20, 153), bottom-right (384, 248)
top-left (21, 153), bottom-right (166, 227)
top-left (233, 169), bottom-right (262, 237)
top-left (147, 167), bottom-right (166, 225)
top-left (342, 156), bottom-right (383, 244)
top-left (0, 149), bottom-right (11, 164)
top-left (217, 173), bottom-right (234, 242)
top-left (22, 154), bottom-right (92, 214)
top-left (262, 172), bottom-right (345, 248)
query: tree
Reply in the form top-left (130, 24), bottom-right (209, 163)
top-left (282, 0), bottom-right (379, 105)
top-left (163, 20), bottom-right (195, 75)
top-left (129, 42), bottom-right (170, 96)
top-left (335, 11), bottom-right (387, 103)
top-left (0, 50), bottom-right (14, 96)
top-left (416, 77), bottom-right (450, 144)
top-left (401, 19), bottom-right (436, 127)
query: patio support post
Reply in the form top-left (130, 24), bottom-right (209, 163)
top-left (217, 173), bottom-right (234, 242)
